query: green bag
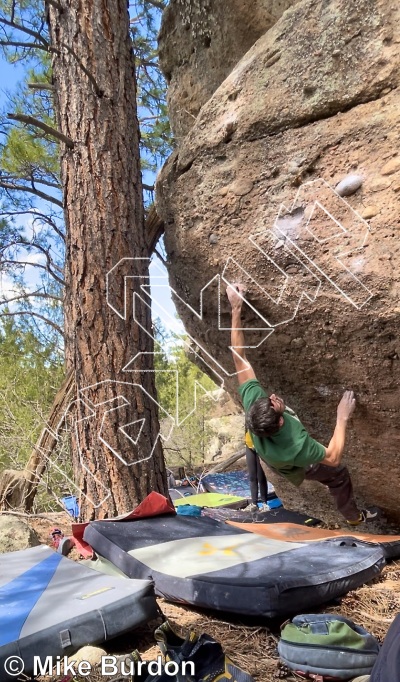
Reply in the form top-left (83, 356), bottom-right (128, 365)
top-left (278, 614), bottom-right (379, 680)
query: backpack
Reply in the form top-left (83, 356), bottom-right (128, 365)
top-left (278, 614), bottom-right (380, 680)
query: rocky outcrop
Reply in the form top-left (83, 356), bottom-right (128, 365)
top-left (157, 0), bottom-right (400, 522)
top-left (158, 0), bottom-right (299, 140)
top-left (68, 646), bottom-right (107, 669)
top-left (0, 515), bottom-right (40, 553)
top-left (206, 414), bottom-right (245, 465)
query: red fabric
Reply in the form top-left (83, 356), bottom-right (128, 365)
top-left (97, 491), bottom-right (175, 522)
top-left (127, 491), bottom-right (175, 519)
top-left (71, 492), bottom-right (175, 555)
top-left (71, 523), bottom-right (93, 558)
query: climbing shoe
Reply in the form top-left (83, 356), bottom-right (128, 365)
top-left (113, 649), bottom-right (171, 682)
top-left (347, 507), bottom-right (380, 526)
top-left (155, 620), bottom-right (197, 680)
top-left (110, 650), bottom-right (147, 681)
top-left (155, 620), bottom-right (255, 681)
top-left (258, 503), bottom-right (270, 512)
top-left (132, 650), bottom-right (155, 681)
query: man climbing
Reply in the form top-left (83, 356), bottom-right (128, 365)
top-left (226, 282), bottom-right (378, 525)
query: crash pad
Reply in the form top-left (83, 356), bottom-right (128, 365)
top-left (79, 555), bottom-right (129, 578)
top-left (202, 470), bottom-right (276, 500)
top-left (72, 490), bottom-right (175, 556)
top-left (174, 492), bottom-right (246, 509)
top-left (0, 545), bottom-right (158, 679)
top-left (227, 522), bottom-right (400, 559)
top-left (203, 507), bottom-right (321, 526)
top-left (84, 511), bottom-right (385, 618)
top-left (169, 486), bottom-right (198, 501)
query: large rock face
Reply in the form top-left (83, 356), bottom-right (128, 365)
top-left (159, 0), bottom-right (299, 140)
top-left (157, 0), bottom-right (400, 523)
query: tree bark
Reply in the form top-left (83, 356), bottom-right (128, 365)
top-left (47, 0), bottom-right (168, 519)
top-left (145, 205), bottom-right (164, 256)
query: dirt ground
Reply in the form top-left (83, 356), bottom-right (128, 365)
top-left (23, 511), bottom-right (400, 682)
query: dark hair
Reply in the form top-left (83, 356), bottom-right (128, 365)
top-left (245, 397), bottom-right (281, 437)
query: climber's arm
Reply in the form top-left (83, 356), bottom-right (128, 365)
top-left (321, 391), bottom-right (356, 467)
top-left (226, 283), bottom-right (256, 386)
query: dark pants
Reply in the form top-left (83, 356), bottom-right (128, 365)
top-left (246, 446), bottom-right (268, 504)
top-left (304, 463), bottom-right (359, 521)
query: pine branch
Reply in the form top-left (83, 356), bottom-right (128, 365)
top-left (0, 17), bottom-right (48, 47)
top-left (28, 82), bottom-right (54, 91)
top-left (0, 290), bottom-right (62, 305)
top-left (32, 213), bottom-right (65, 243)
top-left (7, 113), bottom-right (74, 149)
top-left (154, 247), bottom-right (167, 266)
top-left (1, 257), bottom-right (65, 286)
top-left (139, 115), bottom-right (160, 122)
top-left (0, 179), bottom-right (63, 208)
top-left (2, 237), bottom-right (65, 276)
top-left (0, 510), bottom-right (68, 520)
top-left (0, 310), bottom-right (63, 336)
top-left (1, 174), bottom-right (60, 191)
top-left (144, 0), bottom-right (167, 10)
top-left (31, 177), bottom-right (61, 190)
top-left (26, 173), bottom-right (61, 190)
top-left (21, 242), bottom-right (65, 277)
top-left (0, 210), bottom-right (65, 243)
top-left (0, 40), bottom-right (48, 51)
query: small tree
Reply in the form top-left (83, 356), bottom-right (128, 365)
top-left (154, 321), bottom-right (217, 471)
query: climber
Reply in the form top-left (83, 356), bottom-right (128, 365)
top-left (226, 282), bottom-right (378, 526)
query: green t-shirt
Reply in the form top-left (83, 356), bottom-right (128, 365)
top-left (238, 379), bottom-right (326, 486)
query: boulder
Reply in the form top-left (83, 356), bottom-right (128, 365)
top-left (0, 515), bottom-right (40, 553)
top-left (68, 646), bottom-right (107, 668)
top-left (205, 387), bottom-right (242, 417)
top-left (205, 414), bottom-right (245, 465)
top-left (158, 0), bottom-right (299, 139)
top-left (157, 0), bottom-right (400, 522)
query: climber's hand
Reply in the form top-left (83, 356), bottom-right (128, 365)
top-left (226, 282), bottom-right (246, 311)
top-left (337, 390), bottom-right (356, 422)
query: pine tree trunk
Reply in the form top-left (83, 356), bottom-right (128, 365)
top-left (47, 1), bottom-right (168, 519)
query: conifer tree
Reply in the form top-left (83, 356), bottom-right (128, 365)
top-left (0, 0), bottom-right (172, 517)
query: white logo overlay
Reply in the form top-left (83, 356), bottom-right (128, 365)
top-left (0, 654), bottom-right (195, 678)
top-left (39, 179), bottom-right (373, 509)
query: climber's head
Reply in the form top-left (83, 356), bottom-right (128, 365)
top-left (245, 394), bottom-right (285, 437)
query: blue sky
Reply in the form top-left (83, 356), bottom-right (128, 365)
top-left (0, 58), bottom-right (26, 94)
